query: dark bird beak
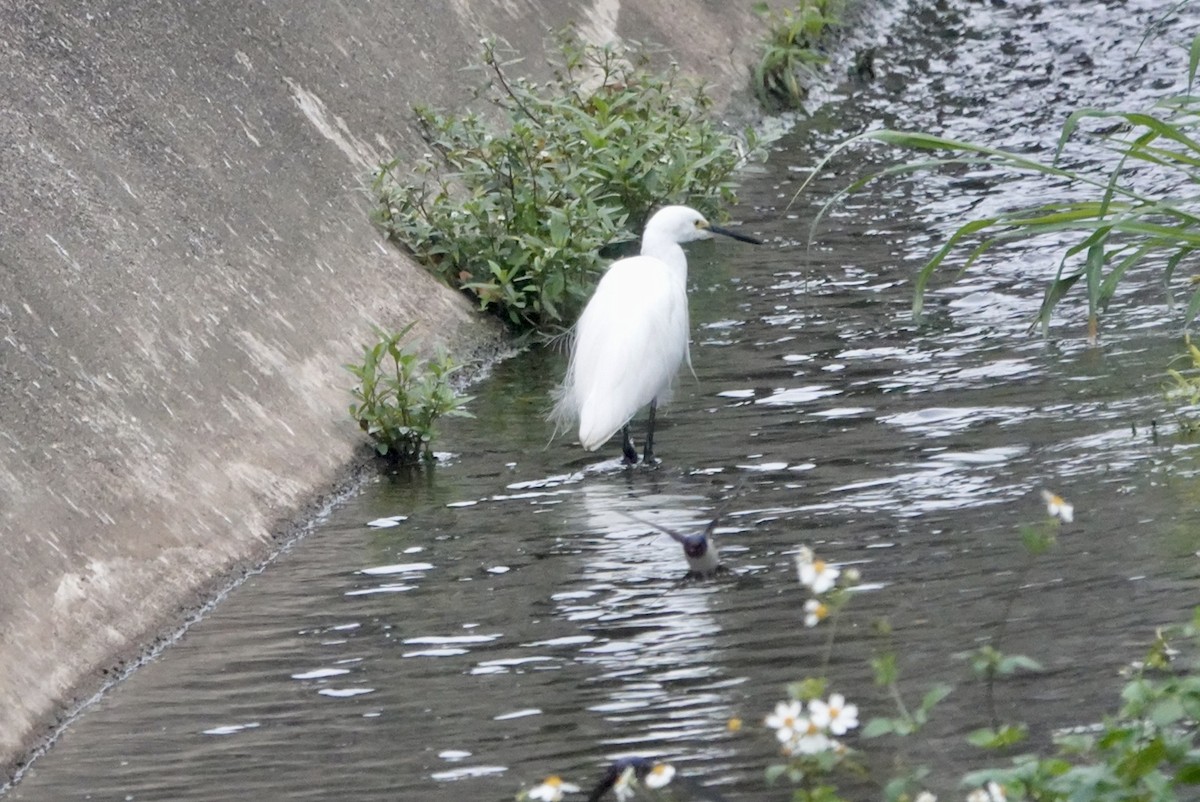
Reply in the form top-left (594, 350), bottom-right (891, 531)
top-left (709, 224), bottom-right (763, 245)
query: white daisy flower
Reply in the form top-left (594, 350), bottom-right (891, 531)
top-left (914, 793), bottom-right (937, 802)
top-left (526, 775), bottom-right (580, 802)
top-left (644, 763), bottom-right (675, 789)
top-left (808, 693), bottom-right (859, 736)
top-left (795, 545), bottom-right (815, 566)
top-left (804, 598), bottom-right (828, 628)
top-left (1040, 489), bottom-right (1074, 523)
top-left (786, 717), bottom-right (832, 755)
top-left (966, 781), bottom-right (1006, 802)
top-left (765, 699), bottom-right (803, 743)
top-left (798, 558), bottom-right (840, 594)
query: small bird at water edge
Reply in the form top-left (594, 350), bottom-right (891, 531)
top-left (627, 510), bottom-right (725, 579)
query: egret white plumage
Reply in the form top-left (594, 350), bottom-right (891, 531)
top-left (551, 205), bottom-right (760, 464)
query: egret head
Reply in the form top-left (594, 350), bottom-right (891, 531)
top-left (644, 205), bottom-right (762, 246)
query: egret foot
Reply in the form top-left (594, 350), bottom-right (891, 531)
top-left (620, 426), bottom-right (638, 465)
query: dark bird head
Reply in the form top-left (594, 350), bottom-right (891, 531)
top-left (681, 533), bottom-right (709, 559)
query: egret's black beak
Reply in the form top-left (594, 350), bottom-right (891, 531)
top-left (709, 224), bottom-right (763, 245)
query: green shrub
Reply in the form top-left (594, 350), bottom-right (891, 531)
top-left (345, 323), bottom-right (473, 464)
top-left (751, 0), bottom-right (843, 111)
top-left (373, 34), bottom-right (749, 334)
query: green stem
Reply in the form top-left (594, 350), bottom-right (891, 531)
top-left (985, 549), bottom-right (1037, 729)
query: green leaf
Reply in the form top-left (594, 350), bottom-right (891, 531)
top-left (997, 654), bottom-right (1044, 675)
top-left (1019, 523), bottom-right (1055, 556)
top-left (919, 684), bottom-right (953, 712)
top-left (1176, 761), bottom-right (1200, 784)
top-left (1148, 695), bottom-right (1185, 727)
top-left (861, 717), bottom-right (896, 738)
top-left (1032, 273), bottom-right (1084, 334)
top-left (1185, 285), bottom-right (1200, 326)
top-left (765, 763), bottom-right (794, 785)
top-left (967, 724), bottom-right (1028, 749)
top-left (1190, 33), bottom-right (1200, 93)
top-left (871, 653), bottom-right (898, 686)
top-left (1116, 737), bottom-right (1167, 781)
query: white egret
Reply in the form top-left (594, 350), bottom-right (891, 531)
top-left (551, 205), bottom-right (760, 464)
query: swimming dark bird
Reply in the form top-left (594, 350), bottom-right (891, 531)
top-left (626, 484), bottom-right (744, 578)
top-left (550, 206), bottom-right (761, 465)
top-left (629, 512), bottom-right (723, 578)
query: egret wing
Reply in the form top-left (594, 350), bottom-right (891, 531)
top-left (566, 256), bottom-right (689, 450)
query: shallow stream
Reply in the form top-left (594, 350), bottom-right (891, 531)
top-left (11, 0), bottom-right (1200, 799)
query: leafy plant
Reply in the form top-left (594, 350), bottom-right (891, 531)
top-left (796, 33), bottom-right (1200, 340)
top-left (751, 0), bottom-right (842, 111)
top-left (374, 33), bottom-right (748, 334)
top-left (345, 323), bottom-right (473, 464)
top-left (962, 610), bottom-right (1200, 801)
top-left (759, 498), bottom-right (1078, 801)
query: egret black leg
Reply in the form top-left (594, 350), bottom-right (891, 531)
top-left (643, 399), bottom-right (657, 464)
top-left (620, 425), bottom-right (638, 465)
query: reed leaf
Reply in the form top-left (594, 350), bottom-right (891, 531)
top-left (799, 35), bottom-right (1200, 336)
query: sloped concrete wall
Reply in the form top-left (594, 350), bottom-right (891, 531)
top-left (0, 0), bottom-right (770, 779)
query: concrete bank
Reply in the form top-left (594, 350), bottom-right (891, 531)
top-left (0, 0), bottom-right (773, 781)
